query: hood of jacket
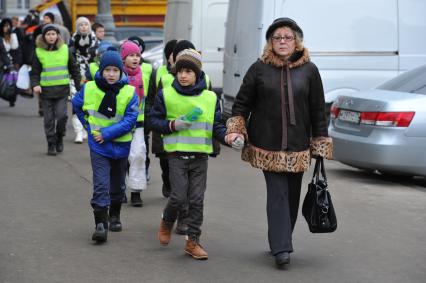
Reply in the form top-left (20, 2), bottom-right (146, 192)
top-left (171, 71), bottom-right (208, 96)
top-left (260, 42), bottom-right (310, 69)
top-left (35, 34), bottom-right (64, 50)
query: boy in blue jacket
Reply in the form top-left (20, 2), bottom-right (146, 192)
top-left (150, 49), bottom-right (242, 259)
top-left (72, 50), bottom-right (138, 243)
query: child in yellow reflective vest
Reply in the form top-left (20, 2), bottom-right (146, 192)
top-left (149, 48), bottom-right (243, 260)
top-left (72, 50), bottom-right (138, 243)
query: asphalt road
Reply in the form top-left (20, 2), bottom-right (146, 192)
top-left (1, 97), bottom-right (425, 283)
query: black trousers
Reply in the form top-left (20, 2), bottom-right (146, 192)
top-left (262, 171), bottom-right (303, 255)
top-left (41, 96), bottom-right (68, 143)
top-left (163, 156), bottom-right (208, 238)
top-left (159, 155), bottom-right (170, 190)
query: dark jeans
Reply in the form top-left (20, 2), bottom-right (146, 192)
top-left (163, 156), bottom-right (208, 237)
top-left (41, 96), bottom-right (68, 143)
top-left (262, 171), bottom-right (303, 255)
top-left (90, 150), bottom-right (127, 209)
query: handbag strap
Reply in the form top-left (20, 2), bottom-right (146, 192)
top-left (311, 157), bottom-right (328, 184)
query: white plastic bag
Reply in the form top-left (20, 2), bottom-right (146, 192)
top-left (16, 64), bottom-right (31, 90)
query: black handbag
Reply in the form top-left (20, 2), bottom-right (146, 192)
top-left (302, 157), bottom-right (337, 233)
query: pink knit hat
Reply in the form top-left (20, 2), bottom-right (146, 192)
top-left (120, 40), bottom-right (141, 59)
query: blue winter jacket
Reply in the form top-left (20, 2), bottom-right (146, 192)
top-left (72, 73), bottom-right (139, 159)
top-left (149, 72), bottom-right (227, 145)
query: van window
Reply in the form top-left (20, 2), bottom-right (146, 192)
top-left (201, 1), bottom-right (228, 54)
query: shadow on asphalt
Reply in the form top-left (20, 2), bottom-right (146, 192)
top-left (328, 167), bottom-right (426, 192)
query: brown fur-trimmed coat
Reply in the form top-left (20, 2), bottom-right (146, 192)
top-left (226, 45), bottom-right (332, 173)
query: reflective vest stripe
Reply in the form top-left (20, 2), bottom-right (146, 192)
top-left (86, 109), bottom-right (124, 122)
top-left (40, 74), bottom-right (70, 81)
top-left (187, 122), bottom-right (213, 131)
top-left (163, 136), bottom-right (213, 146)
top-left (42, 66), bottom-right (68, 72)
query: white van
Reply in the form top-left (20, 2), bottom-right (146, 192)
top-left (163, 0), bottom-right (229, 93)
top-left (222, 0), bottom-right (426, 118)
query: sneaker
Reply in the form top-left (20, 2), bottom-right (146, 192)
top-left (56, 136), bottom-right (64, 153)
top-left (130, 192), bottom-right (143, 207)
top-left (185, 238), bottom-right (208, 260)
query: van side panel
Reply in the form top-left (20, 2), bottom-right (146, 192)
top-left (222, 0), bottom-right (263, 115)
top-left (201, 0), bottom-right (229, 89)
top-left (398, 0), bottom-right (426, 70)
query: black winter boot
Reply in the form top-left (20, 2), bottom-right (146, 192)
top-left (130, 192), bottom-right (143, 207)
top-left (56, 134), bottom-right (64, 153)
top-left (47, 143), bottom-right (56, 156)
top-left (109, 202), bottom-right (122, 232)
top-left (92, 208), bottom-right (108, 243)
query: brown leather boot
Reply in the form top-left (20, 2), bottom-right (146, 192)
top-left (184, 238), bottom-right (208, 260)
top-left (158, 219), bottom-right (173, 246)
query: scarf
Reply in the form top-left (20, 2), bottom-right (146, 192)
top-left (95, 76), bottom-right (123, 118)
top-left (124, 65), bottom-right (144, 101)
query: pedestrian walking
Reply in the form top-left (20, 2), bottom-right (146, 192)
top-left (120, 40), bottom-right (154, 207)
top-left (69, 16), bottom-right (99, 144)
top-left (72, 50), bottom-right (138, 243)
top-left (146, 39), bottom-right (177, 199)
top-left (225, 18), bottom-right (333, 268)
top-left (30, 24), bottom-right (81, 156)
top-left (149, 48), bottom-right (238, 260)
top-left (127, 35), bottom-right (155, 185)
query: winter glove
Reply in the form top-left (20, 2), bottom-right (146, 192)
top-left (231, 137), bottom-right (245, 151)
top-left (171, 116), bottom-right (192, 131)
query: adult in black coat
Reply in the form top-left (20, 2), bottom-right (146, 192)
top-left (226, 18), bottom-right (333, 268)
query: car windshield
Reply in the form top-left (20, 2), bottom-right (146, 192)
top-left (377, 65), bottom-right (426, 95)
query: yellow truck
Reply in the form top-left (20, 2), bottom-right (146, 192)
top-left (34, 0), bottom-right (166, 32)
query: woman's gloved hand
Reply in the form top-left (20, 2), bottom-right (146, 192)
top-left (225, 133), bottom-right (245, 150)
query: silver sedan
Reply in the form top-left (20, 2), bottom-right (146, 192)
top-left (329, 64), bottom-right (426, 177)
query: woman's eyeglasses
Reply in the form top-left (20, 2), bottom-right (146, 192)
top-left (271, 35), bottom-right (295, 43)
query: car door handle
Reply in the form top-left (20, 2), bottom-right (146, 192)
top-left (217, 47), bottom-right (224, 52)
top-left (234, 73), bottom-right (240, 77)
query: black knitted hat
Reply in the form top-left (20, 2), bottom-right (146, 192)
top-left (42, 24), bottom-right (60, 36)
top-left (164, 39), bottom-right (178, 59)
top-left (172, 40), bottom-right (195, 62)
top-left (128, 36), bottom-right (145, 53)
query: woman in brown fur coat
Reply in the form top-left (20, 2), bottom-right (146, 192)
top-left (225, 18), bottom-right (333, 268)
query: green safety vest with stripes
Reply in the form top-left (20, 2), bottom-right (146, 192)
top-left (36, 44), bottom-right (70, 87)
top-left (137, 62), bottom-right (153, 123)
top-left (82, 81), bottom-right (135, 143)
top-left (163, 87), bottom-right (217, 154)
top-left (160, 72), bottom-right (211, 90)
top-left (155, 65), bottom-right (168, 87)
top-left (89, 62), bottom-right (99, 80)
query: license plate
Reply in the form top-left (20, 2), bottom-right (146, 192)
top-left (338, 110), bottom-right (360, 123)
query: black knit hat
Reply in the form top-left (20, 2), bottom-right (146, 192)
top-left (172, 40), bottom-right (195, 62)
top-left (265, 17), bottom-right (303, 40)
top-left (42, 24), bottom-right (60, 36)
top-left (164, 39), bottom-right (177, 59)
top-left (128, 36), bottom-right (145, 53)
top-left (43, 12), bottom-right (55, 23)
